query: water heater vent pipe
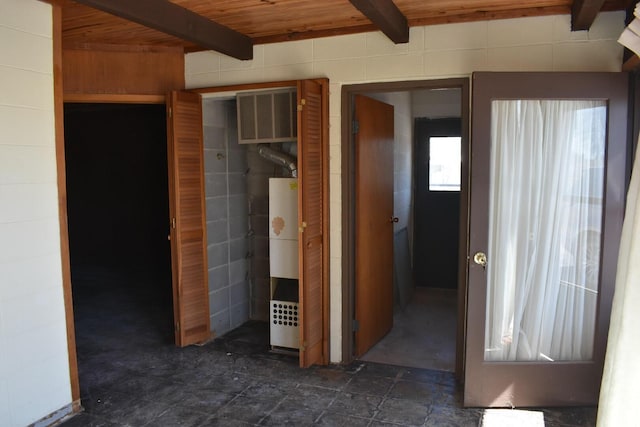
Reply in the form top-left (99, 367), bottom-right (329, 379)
top-left (257, 144), bottom-right (298, 178)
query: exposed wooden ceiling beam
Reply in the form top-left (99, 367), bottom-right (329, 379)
top-left (349, 0), bottom-right (409, 43)
top-left (72, 0), bottom-right (253, 60)
top-left (571, 0), bottom-right (607, 31)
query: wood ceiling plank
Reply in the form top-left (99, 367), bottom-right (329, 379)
top-left (60, 0), bottom-right (627, 50)
top-left (572, 0), bottom-right (607, 30)
top-left (72, 0), bottom-right (253, 59)
top-left (348, 0), bottom-right (409, 43)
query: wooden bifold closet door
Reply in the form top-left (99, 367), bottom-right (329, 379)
top-left (166, 80), bottom-right (329, 368)
top-left (166, 90), bottom-right (211, 347)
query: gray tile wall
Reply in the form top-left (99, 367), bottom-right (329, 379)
top-left (247, 143), bottom-right (293, 321)
top-left (203, 98), bottom-right (250, 336)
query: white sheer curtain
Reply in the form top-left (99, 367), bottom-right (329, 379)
top-left (597, 137), bottom-right (640, 426)
top-left (484, 99), bottom-right (607, 362)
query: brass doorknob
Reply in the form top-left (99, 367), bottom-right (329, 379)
top-left (473, 252), bottom-right (487, 268)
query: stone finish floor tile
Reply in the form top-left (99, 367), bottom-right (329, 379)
top-left (61, 270), bottom-right (599, 427)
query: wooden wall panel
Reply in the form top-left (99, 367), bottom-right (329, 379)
top-left (62, 44), bottom-right (185, 95)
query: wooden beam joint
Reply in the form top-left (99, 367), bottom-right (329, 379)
top-left (73, 0), bottom-right (253, 60)
top-left (571, 0), bottom-right (607, 31)
top-left (349, 0), bottom-right (409, 44)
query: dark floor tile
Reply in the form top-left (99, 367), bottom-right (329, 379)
top-left (542, 406), bottom-right (597, 427)
top-left (201, 417), bottom-right (256, 426)
top-left (240, 378), bottom-right (293, 399)
top-left (374, 397), bottom-right (430, 426)
top-left (425, 406), bottom-right (481, 427)
top-left (400, 368), bottom-right (455, 387)
top-left (369, 421), bottom-right (413, 427)
top-left (191, 372), bottom-right (255, 395)
top-left (79, 390), bottom-right (140, 419)
top-left (64, 270), bottom-right (598, 427)
top-left (328, 391), bottom-right (383, 418)
top-left (58, 413), bottom-right (120, 427)
top-left (103, 400), bottom-right (170, 426)
top-left (215, 395), bottom-right (282, 425)
top-left (315, 412), bottom-right (372, 426)
top-left (230, 353), bottom-right (300, 379)
top-left (345, 374), bottom-right (396, 397)
top-left (257, 384), bottom-right (339, 426)
top-left (178, 388), bottom-right (237, 415)
top-left (388, 379), bottom-right (439, 403)
top-left (258, 405), bottom-right (320, 426)
top-left (350, 362), bottom-right (406, 379)
top-left (282, 384), bottom-right (339, 411)
top-left (298, 366), bottom-right (353, 390)
top-left (147, 405), bottom-right (212, 427)
top-left (431, 387), bottom-right (463, 408)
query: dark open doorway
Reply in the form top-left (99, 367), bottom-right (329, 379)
top-left (64, 103), bottom-right (173, 397)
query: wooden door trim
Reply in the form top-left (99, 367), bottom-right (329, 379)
top-left (53, 2), bottom-right (81, 410)
top-left (64, 93), bottom-right (166, 104)
top-left (341, 78), bottom-right (470, 377)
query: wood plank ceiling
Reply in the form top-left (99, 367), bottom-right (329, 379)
top-left (60, 0), bottom-right (629, 60)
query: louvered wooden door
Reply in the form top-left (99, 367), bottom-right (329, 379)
top-left (297, 79), bottom-right (329, 367)
top-left (166, 91), bottom-right (211, 347)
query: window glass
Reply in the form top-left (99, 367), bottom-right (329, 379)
top-left (429, 136), bottom-right (461, 191)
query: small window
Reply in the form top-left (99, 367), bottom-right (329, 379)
top-left (429, 136), bottom-right (461, 191)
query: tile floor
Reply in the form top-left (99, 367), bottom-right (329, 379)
top-left (59, 269), bottom-right (597, 427)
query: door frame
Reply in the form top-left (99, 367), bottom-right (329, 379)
top-left (341, 78), bottom-right (470, 379)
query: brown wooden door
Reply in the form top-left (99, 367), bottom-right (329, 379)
top-left (297, 79), bottom-right (329, 367)
top-left (166, 91), bottom-right (211, 347)
top-left (465, 72), bottom-right (628, 407)
top-left (354, 95), bottom-right (395, 357)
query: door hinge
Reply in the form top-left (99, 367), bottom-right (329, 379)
top-left (297, 98), bottom-right (306, 111)
top-left (300, 341), bottom-right (307, 351)
top-left (353, 319), bottom-right (360, 332)
top-left (171, 217), bottom-right (176, 229)
top-left (352, 120), bottom-right (359, 134)
top-left (168, 107), bottom-right (173, 118)
top-left (175, 321), bottom-right (180, 332)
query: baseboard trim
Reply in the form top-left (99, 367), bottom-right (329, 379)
top-left (31, 400), bottom-right (82, 427)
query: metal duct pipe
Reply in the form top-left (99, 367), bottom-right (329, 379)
top-left (257, 144), bottom-right (298, 178)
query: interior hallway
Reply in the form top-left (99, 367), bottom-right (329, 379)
top-left (61, 270), bottom-right (597, 426)
top-left (360, 287), bottom-right (456, 371)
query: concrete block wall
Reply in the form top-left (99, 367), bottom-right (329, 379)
top-left (203, 98), bottom-right (250, 336)
top-left (186, 12), bottom-right (626, 363)
top-left (0, 1), bottom-right (72, 426)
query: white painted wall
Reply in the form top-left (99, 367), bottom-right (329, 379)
top-left (186, 12), bottom-right (626, 363)
top-left (412, 88), bottom-right (461, 119)
top-left (0, 1), bottom-right (72, 426)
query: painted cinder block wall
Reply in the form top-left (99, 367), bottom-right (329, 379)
top-left (185, 11), bottom-right (626, 363)
top-left (0, 1), bottom-right (72, 426)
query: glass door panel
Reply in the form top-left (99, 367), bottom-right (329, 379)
top-left (484, 100), bottom-right (606, 363)
top-left (464, 72), bottom-right (628, 408)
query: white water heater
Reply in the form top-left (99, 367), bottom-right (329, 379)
top-left (268, 178), bottom-right (298, 279)
top-left (269, 177), bottom-right (299, 350)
